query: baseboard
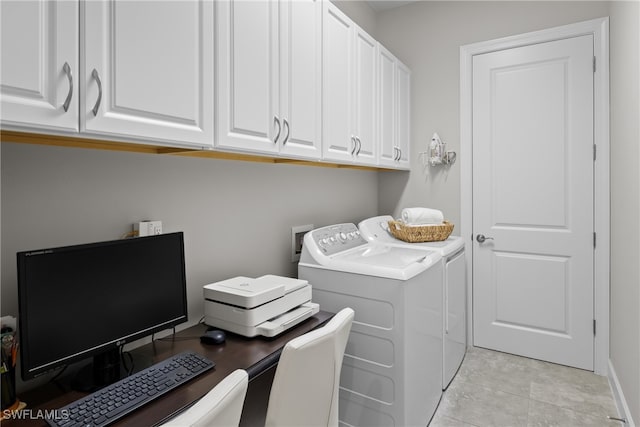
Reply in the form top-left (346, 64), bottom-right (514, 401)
top-left (608, 359), bottom-right (636, 427)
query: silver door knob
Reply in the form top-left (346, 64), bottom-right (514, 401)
top-left (476, 234), bottom-right (494, 243)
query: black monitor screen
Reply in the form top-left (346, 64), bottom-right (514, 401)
top-left (17, 232), bottom-right (188, 381)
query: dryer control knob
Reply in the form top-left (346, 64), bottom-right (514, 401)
top-left (337, 232), bottom-right (347, 243)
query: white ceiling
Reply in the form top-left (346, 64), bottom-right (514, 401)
top-left (366, 0), bottom-right (417, 12)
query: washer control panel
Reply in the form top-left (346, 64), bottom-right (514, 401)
top-left (310, 223), bottom-right (368, 256)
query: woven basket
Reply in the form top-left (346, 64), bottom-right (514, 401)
top-left (387, 220), bottom-right (454, 243)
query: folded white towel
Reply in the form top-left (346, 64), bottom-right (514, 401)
top-left (401, 207), bottom-right (444, 225)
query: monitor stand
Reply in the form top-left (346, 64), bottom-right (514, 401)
top-left (71, 348), bottom-right (121, 392)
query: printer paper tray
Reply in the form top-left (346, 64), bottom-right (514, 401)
top-left (204, 285), bottom-right (312, 327)
top-left (205, 302), bottom-right (319, 338)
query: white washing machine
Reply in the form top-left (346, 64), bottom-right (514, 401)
top-left (298, 223), bottom-right (443, 427)
top-left (359, 215), bottom-right (466, 390)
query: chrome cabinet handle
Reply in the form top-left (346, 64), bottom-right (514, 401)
top-left (476, 234), bottom-right (494, 243)
top-left (355, 137), bottom-right (362, 156)
top-left (62, 62), bottom-right (73, 112)
top-left (91, 69), bottom-right (102, 116)
top-left (273, 116), bottom-right (281, 144)
top-left (393, 146), bottom-right (400, 161)
top-left (282, 119), bottom-right (290, 145)
top-left (397, 147), bottom-right (402, 161)
top-left (350, 136), bottom-right (357, 155)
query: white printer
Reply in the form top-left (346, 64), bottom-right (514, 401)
top-left (203, 274), bottom-right (319, 337)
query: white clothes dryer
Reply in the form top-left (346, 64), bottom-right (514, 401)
top-left (298, 223), bottom-right (443, 427)
top-left (359, 215), bottom-right (467, 390)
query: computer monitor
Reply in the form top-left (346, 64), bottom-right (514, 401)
top-left (17, 232), bottom-right (188, 390)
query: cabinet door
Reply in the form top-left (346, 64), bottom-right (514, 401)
top-left (1, 0), bottom-right (79, 132)
top-left (83, 1), bottom-right (214, 148)
top-left (322, 2), bottom-right (354, 163)
top-left (378, 45), bottom-right (397, 167)
top-left (216, 0), bottom-right (279, 154)
top-left (279, 0), bottom-right (322, 159)
top-left (396, 61), bottom-right (411, 169)
top-left (352, 28), bottom-right (377, 165)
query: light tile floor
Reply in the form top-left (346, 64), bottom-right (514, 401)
top-left (430, 347), bottom-right (622, 427)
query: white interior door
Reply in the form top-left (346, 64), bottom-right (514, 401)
top-left (472, 35), bottom-right (595, 370)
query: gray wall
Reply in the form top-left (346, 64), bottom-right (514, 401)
top-left (0, 141), bottom-right (378, 390)
top-left (333, 0), bottom-right (377, 35)
top-left (374, 1), bottom-right (638, 423)
top-left (375, 1), bottom-right (611, 229)
top-left (1, 0), bottom-right (382, 395)
top-left (610, 1), bottom-right (640, 422)
top-left (2, 1), bottom-right (638, 421)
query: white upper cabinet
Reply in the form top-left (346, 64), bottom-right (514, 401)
top-left (378, 45), bottom-right (397, 166)
top-left (278, 0), bottom-right (322, 158)
top-left (216, 0), bottom-right (321, 159)
top-left (215, 0), bottom-right (278, 153)
top-left (322, 3), bottom-right (353, 163)
top-left (82, 1), bottom-right (214, 148)
top-left (322, 2), bottom-right (377, 166)
top-left (396, 61), bottom-right (411, 169)
top-left (378, 44), bottom-right (410, 169)
top-left (1, 0), bottom-right (79, 133)
top-left (2, 0), bottom-right (408, 169)
top-left (352, 28), bottom-right (377, 165)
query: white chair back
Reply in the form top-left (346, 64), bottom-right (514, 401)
top-left (265, 307), bottom-right (355, 427)
top-left (162, 369), bottom-right (248, 427)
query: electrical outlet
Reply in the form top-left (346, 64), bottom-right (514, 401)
top-left (134, 220), bottom-right (163, 237)
top-left (291, 224), bottom-right (313, 262)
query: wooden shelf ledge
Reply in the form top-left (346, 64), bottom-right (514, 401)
top-left (1, 130), bottom-right (397, 172)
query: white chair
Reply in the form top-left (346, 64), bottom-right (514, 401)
top-left (162, 369), bottom-right (248, 427)
top-left (265, 307), bottom-right (355, 427)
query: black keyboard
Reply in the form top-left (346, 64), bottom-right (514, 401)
top-left (48, 351), bottom-right (215, 427)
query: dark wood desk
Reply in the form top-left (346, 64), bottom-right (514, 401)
top-left (6, 312), bottom-right (332, 426)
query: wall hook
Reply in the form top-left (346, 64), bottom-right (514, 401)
top-left (419, 132), bottom-right (457, 167)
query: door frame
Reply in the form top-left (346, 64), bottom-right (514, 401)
top-left (460, 17), bottom-right (610, 375)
